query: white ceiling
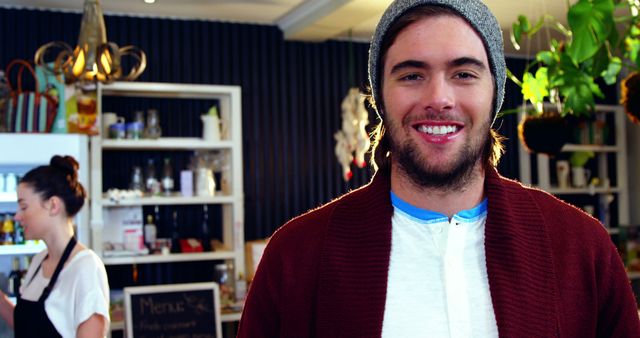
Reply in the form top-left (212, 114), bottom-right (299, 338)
top-left (0, 0), bottom-right (572, 55)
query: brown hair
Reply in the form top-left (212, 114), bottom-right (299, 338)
top-left (20, 155), bottom-right (86, 217)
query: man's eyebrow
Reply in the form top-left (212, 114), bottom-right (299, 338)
top-left (389, 57), bottom-right (487, 74)
top-left (389, 60), bottom-right (427, 74)
top-left (448, 57), bottom-right (486, 69)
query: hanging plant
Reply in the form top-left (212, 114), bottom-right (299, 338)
top-left (621, 72), bottom-right (640, 123)
top-left (500, 0), bottom-right (635, 154)
top-left (618, 6), bottom-right (640, 124)
top-left (518, 111), bottom-right (568, 156)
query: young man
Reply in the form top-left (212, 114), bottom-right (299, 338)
top-left (238, 0), bottom-right (640, 337)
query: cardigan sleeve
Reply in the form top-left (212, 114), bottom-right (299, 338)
top-left (596, 241), bottom-right (640, 337)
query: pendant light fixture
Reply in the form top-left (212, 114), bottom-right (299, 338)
top-left (35, 0), bottom-right (146, 84)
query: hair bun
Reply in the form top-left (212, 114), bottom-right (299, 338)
top-left (50, 155), bottom-right (80, 180)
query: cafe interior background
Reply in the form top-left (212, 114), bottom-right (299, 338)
top-left (1, 0), bottom-right (640, 336)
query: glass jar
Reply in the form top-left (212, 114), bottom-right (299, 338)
top-left (214, 263), bottom-right (235, 309)
top-left (144, 109), bottom-right (162, 139)
top-left (126, 122), bottom-right (143, 139)
top-left (134, 110), bottom-right (145, 126)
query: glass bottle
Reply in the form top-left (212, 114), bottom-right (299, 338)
top-left (13, 219), bottom-right (24, 245)
top-left (144, 109), bottom-right (162, 139)
top-left (145, 159), bottom-right (160, 195)
top-left (8, 257), bottom-right (21, 298)
top-left (0, 214), bottom-right (5, 245)
top-left (161, 157), bottom-right (174, 195)
top-left (2, 214), bottom-right (14, 245)
top-left (144, 215), bottom-right (157, 252)
top-left (170, 210), bottom-right (180, 253)
top-left (129, 166), bottom-right (144, 191)
top-left (201, 205), bottom-right (211, 252)
top-left (154, 205), bottom-right (162, 229)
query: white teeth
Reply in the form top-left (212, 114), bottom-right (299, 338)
top-left (417, 125), bottom-right (458, 135)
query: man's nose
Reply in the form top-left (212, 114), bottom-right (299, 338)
top-left (420, 76), bottom-right (453, 112)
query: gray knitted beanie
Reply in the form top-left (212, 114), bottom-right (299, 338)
top-left (368, 0), bottom-right (506, 121)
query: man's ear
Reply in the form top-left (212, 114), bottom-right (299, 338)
top-left (46, 196), bottom-right (64, 217)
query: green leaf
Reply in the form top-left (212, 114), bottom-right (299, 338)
top-left (590, 46), bottom-right (610, 77)
top-left (519, 15), bottom-right (531, 33)
top-left (567, 0), bottom-right (615, 63)
top-left (521, 68), bottom-right (549, 105)
top-left (626, 36), bottom-right (640, 66)
top-left (569, 151), bottom-right (595, 167)
top-left (557, 72), bottom-right (600, 116)
top-left (511, 22), bottom-right (522, 50)
top-left (550, 53), bottom-right (602, 116)
top-left (601, 57), bottom-right (622, 85)
top-left (536, 51), bottom-right (556, 66)
top-left (511, 15), bottom-right (534, 50)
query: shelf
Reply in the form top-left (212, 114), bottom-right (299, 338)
top-left (100, 81), bottom-right (240, 100)
top-left (0, 242), bottom-right (47, 255)
top-left (101, 194), bottom-right (235, 207)
top-left (544, 187), bottom-right (620, 195)
top-left (101, 138), bottom-right (233, 150)
top-left (110, 321), bottom-right (124, 331)
top-left (561, 144), bottom-right (620, 153)
top-left (102, 250), bottom-right (237, 265)
top-left (93, 82), bottom-right (246, 309)
top-left (221, 312), bottom-right (242, 322)
top-left (628, 271), bottom-right (640, 280)
top-left (0, 192), bottom-right (16, 203)
top-left (607, 228), bottom-right (620, 235)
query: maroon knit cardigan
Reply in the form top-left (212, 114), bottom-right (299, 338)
top-left (237, 169), bottom-right (640, 337)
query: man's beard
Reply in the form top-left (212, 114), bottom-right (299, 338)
top-left (387, 120), bottom-right (490, 192)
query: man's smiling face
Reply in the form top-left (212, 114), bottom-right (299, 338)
top-left (381, 14), bottom-right (494, 190)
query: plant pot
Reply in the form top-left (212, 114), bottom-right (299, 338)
top-left (621, 71), bottom-right (640, 124)
top-left (518, 111), bottom-right (568, 155)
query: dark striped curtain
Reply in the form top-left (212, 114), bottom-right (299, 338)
top-left (0, 7), bottom-right (524, 241)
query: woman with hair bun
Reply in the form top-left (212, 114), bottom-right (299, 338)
top-left (0, 155), bottom-right (109, 338)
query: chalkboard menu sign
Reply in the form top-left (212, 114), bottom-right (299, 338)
top-left (124, 282), bottom-right (222, 338)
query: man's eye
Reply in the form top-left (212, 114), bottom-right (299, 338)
top-left (400, 73), bottom-right (421, 81)
top-left (455, 72), bottom-right (476, 79)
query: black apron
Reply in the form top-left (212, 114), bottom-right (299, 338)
top-left (14, 237), bottom-right (77, 338)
